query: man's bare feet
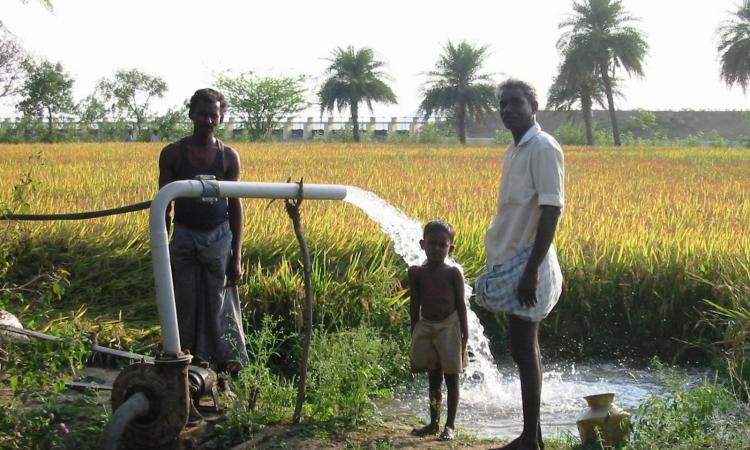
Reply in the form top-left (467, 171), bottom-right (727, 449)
top-left (489, 434), bottom-right (543, 450)
top-left (438, 426), bottom-right (455, 441)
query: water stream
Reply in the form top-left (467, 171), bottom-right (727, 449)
top-left (343, 186), bottom-right (708, 438)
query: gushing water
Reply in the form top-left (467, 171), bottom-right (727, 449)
top-left (343, 186), bottom-right (708, 438)
top-left (344, 186), bottom-right (500, 386)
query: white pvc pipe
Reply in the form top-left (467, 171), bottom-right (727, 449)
top-left (150, 180), bottom-right (347, 356)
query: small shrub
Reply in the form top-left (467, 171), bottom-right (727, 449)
top-left (221, 316), bottom-right (297, 444)
top-left (416, 123), bottom-right (458, 145)
top-left (554, 122), bottom-right (587, 145)
top-left (306, 327), bottom-right (398, 426)
top-left (494, 129), bottom-right (513, 145)
top-left (594, 128), bottom-right (615, 146)
top-left (707, 129), bottom-right (728, 147)
top-left (629, 361), bottom-right (750, 449)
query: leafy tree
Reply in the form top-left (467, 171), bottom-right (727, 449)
top-left (77, 94), bottom-right (108, 125)
top-left (16, 60), bottom-right (75, 139)
top-left (98, 68), bottom-right (167, 137)
top-left (547, 42), bottom-right (610, 146)
top-left (419, 40), bottom-right (496, 145)
top-left (152, 108), bottom-right (191, 141)
top-left (0, 28), bottom-right (25, 99)
top-left (216, 72), bottom-right (307, 141)
top-left (717, 1), bottom-right (750, 92)
top-left (559, 0), bottom-right (648, 146)
top-left (318, 46), bottom-right (397, 142)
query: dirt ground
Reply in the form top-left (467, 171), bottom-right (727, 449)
top-left (3, 367), bottom-right (515, 450)
top-left (226, 419), bottom-right (511, 450)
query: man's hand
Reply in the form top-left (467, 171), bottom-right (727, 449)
top-left (461, 335), bottom-right (469, 366)
top-left (226, 259), bottom-right (242, 287)
top-left (517, 268), bottom-right (538, 307)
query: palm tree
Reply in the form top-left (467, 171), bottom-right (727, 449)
top-left (419, 41), bottom-right (496, 145)
top-left (548, 43), bottom-right (611, 146)
top-left (717, 1), bottom-right (750, 92)
top-left (559, 0), bottom-right (648, 146)
top-left (318, 46), bottom-right (397, 142)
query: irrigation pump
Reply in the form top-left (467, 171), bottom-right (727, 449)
top-left (100, 180), bottom-right (347, 449)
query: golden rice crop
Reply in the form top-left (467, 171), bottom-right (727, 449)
top-left (1, 142), bottom-right (747, 270)
top-left (1, 142), bottom-right (749, 357)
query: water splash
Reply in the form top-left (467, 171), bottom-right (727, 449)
top-left (344, 186), bottom-right (503, 391)
top-left (343, 186), bottom-right (709, 438)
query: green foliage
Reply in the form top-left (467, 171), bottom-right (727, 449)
top-left (97, 68), bottom-right (168, 136)
top-left (681, 130), bottom-right (705, 147)
top-left (306, 327), bottom-right (401, 426)
top-left (151, 108), bottom-right (190, 141)
top-left (555, 122), bottom-right (587, 145)
top-left (419, 40), bottom-right (495, 144)
top-left (594, 127), bottom-right (615, 146)
top-left (318, 46), bottom-right (397, 142)
top-left (494, 128), bottom-right (513, 145)
top-left (416, 123), bottom-right (459, 145)
top-left (216, 72), bottom-right (308, 141)
top-left (0, 28), bottom-right (25, 99)
top-left (707, 129), bottom-right (728, 147)
top-left (16, 59), bottom-right (75, 141)
top-left (0, 407), bottom-right (65, 450)
top-left (242, 243), bottom-right (407, 337)
top-left (221, 316), bottom-right (297, 443)
top-left (629, 361), bottom-right (750, 449)
top-left (313, 128), bottom-right (369, 143)
top-left (2, 318), bottom-right (88, 401)
top-left (625, 109), bottom-right (658, 133)
top-left (0, 388), bottom-right (111, 450)
top-left (76, 94), bottom-right (108, 126)
top-left (716, 0), bottom-right (750, 91)
top-left (700, 272), bottom-right (750, 400)
top-left (558, 0), bottom-right (649, 145)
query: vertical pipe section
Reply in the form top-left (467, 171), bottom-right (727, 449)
top-left (150, 181), bottom-right (347, 356)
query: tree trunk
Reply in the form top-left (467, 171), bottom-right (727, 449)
top-left (134, 112), bottom-right (142, 138)
top-left (351, 101), bottom-right (360, 142)
top-left (581, 93), bottom-right (594, 146)
top-left (599, 62), bottom-right (621, 146)
top-left (47, 107), bottom-right (53, 143)
top-left (457, 103), bottom-right (466, 145)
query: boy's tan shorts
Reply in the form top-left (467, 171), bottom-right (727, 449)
top-left (410, 310), bottom-right (465, 374)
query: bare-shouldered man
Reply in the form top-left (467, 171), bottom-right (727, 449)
top-left (157, 88), bottom-right (248, 375)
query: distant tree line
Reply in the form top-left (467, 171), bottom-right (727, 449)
top-left (2, 0), bottom-right (750, 145)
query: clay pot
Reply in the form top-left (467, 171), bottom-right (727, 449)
top-left (576, 392), bottom-right (631, 447)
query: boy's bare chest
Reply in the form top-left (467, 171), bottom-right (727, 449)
top-left (416, 270), bottom-right (456, 302)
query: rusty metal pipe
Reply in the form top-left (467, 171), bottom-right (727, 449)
top-left (99, 391), bottom-right (150, 450)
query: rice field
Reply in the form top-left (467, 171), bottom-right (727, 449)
top-left (1, 142), bottom-right (749, 359)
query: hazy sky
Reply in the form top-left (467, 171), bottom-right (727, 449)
top-left (1, 0), bottom-right (747, 119)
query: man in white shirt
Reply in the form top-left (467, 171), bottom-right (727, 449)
top-left (486, 79), bottom-right (564, 450)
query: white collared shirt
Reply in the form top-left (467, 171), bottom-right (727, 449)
top-left (484, 123), bottom-right (565, 268)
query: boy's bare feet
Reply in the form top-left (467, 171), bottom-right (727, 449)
top-left (411, 423), bottom-right (439, 436)
top-left (438, 425), bottom-right (455, 441)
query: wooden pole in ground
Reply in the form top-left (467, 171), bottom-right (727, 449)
top-left (285, 179), bottom-right (313, 425)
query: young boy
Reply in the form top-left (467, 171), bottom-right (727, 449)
top-left (408, 220), bottom-right (468, 441)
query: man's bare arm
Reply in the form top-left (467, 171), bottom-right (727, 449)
top-left (225, 147), bottom-right (243, 287)
top-left (518, 205), bottom-right (562, 307)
